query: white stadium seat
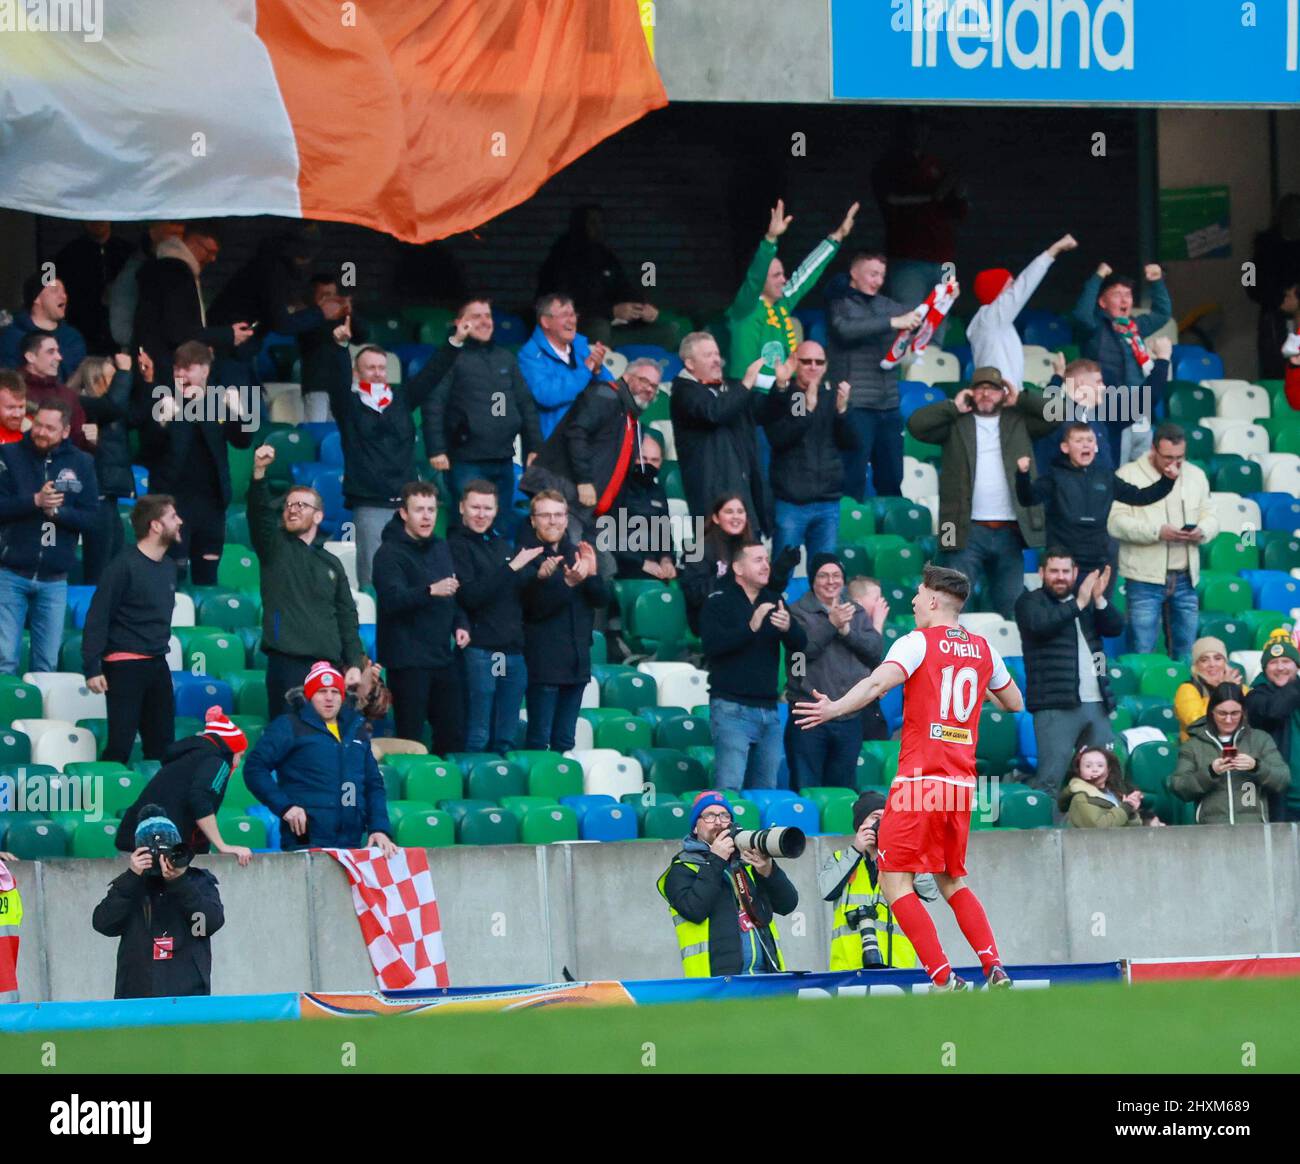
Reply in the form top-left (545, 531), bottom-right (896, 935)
top-left (901, 458), bottom-right (939, 501)
top-left (1229, 650), bottom-right (1262, 685)
top-left (1021, 345), bottom-right (1056, 386)
top-left (572, 716), bottom-right (594, 752)
top-left (602, 349), bottom-right (628, 379)
top-left (1198, 418), bottom-right (1269, 457)
top-left (904, 348), bottom-right (959, 386)
top-left (11, 718), bottom-right (72, 754)
top-left (958, 613), bottom-right (1004, 636)
top-left (351, 590), bottom-right (377, 626)
top-left (324, 541), bottom-right (359, 590)
top-left (636, 661), bottom-right (695, 683)
top-left (268, 388), bottom-right (306, 425)
top-left (656, 667), bottom-right (709, 709)
top-left (1264, 457), bottom-right (1300, 497)
top-left (916, 495), bottom-right (940, 533)
top-left (583, 754), bottom-right (644, 800)
top-left (166, 635), bottom-right (183, 671)
top-left (1213, 383), bottom-right (1270, 420)
top-left (581, 676), bottom-right (600, 708)
top-left (985, 621), bottom-right (1022, 657)
top-left (1200, 378), bottom-right (1256, 400)
top-left (22, 672), bottom-right (106, 722)
top-left (12, 719), bottom-right (97, 770)
top-left (172, 592), bottom-right (196, 627)
top-left (650, 418), bottom-right (676, 461)
top-left (1209, 492), bottom-right (1261, 537)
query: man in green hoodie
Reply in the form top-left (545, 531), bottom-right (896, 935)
top-left (726, 198), bottom-right (859, 382)
top-left (1245, 633), bottom-right (1300, 822)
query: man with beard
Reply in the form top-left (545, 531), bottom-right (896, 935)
top-left (1013, 550), bottom-right (1124, 793)
top-left (907, 366), bottom-right (1055, 619)
top-left (82, 494), bottom-right (183, 763)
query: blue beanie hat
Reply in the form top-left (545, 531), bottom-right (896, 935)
top-left (688, 790), bottom-right (734, 833)
top-left (134, 805), bottom-right (182, 850)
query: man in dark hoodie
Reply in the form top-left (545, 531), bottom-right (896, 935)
top-left (423, 297), bottom-right (542, 540)
top-left (297, 272), bottom-right (369, 422)
top-left (372, 481), bottom-right (468, 753)
top-left (0, 272), bottom-right (87, 379)
top-left (53, 222), bottom-right (133, 355)
top-left (1015, 420), bottom-right (1178, 588)
top-left (113, 710), bottom-right (252, 865)
top-left (1244, 632), bottom-right (1300, 823)
top-left (93, 805), bottom-right (226, 999)
top-left (611, 432), bottom-right (675, 581)
top-left (657, 790), bottom-right (798, 977)
top-left (83, 494), bottom-right (182, 763)
top-left (0, 398), bottom-right (98, 674)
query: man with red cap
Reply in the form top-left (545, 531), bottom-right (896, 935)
top-left (115, 706), bottom-right (253, 865)
top-left (968, 234), bottom-right (1077, 390)
top-left (243, 661), bottom-right (396, 855)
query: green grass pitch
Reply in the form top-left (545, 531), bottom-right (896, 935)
top-left (2, 978), bottom-right (1296, 1074)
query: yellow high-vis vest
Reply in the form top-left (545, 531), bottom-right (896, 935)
top-left (828, 851), bottom-right (917, 971)
top-left (658, 857), bottom-right (786, 977)
top-left (0, 865), bottom-right (22, 1003)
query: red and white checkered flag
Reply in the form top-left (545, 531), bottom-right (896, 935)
top-left (319, 848), bottom-right (450, 990)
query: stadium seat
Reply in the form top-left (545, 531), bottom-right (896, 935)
top-left (0, 679), bottom-right (42, 724)
top-left (465, 758), bottom-right (528, 802)
top-left (820, 797), bottom-right (855, 835)
top-left (583, 753), bottom-right (644, 800)
top-left (975, 709), bottom-right (1017, 778)
top-left (905, 348), bottom-right (959, 386)
top-left (1197, 572), bottom-right (1250, 613)
top-left (995, 784), bottom-right (1053, 828)
top-left (1214, 382), bottom-right (1270, 420)
top-left (456, 806), bottom-right (519, 845)
top-left (760, 796), bottom-right (818, 831)
top-left (395, 810), bottom-right (456, 847)
top-left (23, 672), bottom-right (106, 722)
top-left (197, 592), bottom-right (260, 632)
top-left (655, 668), bottom-right (709, 709)
top-left (629, 589), bottom-right (687, 658)
top-left (217, 548), bottom-right (261, 594)
top-left (872, 542), bottom-right (924, 582)
top-left (219, 813), bottom-right (268, 849)
top-left (1205, 531), bottom-right (1259, 574)
top-left (1262, 536), bottom-right (1300, 573)
top-left (174, 679), bottom-right (234, 719)
top-left (1138, 661), bottom-right (1189, 700)
top-left (558, 792), bottom-right (618, 821)
top-left (401, 760), bottom-right (464, 805)
top-left (223, 670), bottom-right (270, 718)
top-left (521, 804), bottom-right (579, 844)
top-left (171, 592), bottom-right (196, 628)
top-left (323, 541), bottom-right (359, 590)
top-left (654, 713), bottom-right (711, 751)
top-left (1173, 348), bottom-right (1223, 381)
top-left (631, 748), bottom-right (703, 797)
top-left (510, 755), bottom-right (580, 801)
top-left (838, 498), bottom-right (875, 543)
top-left (1128, 740), bottom-right (1177, 793)
top-left (900, 459), bottom-right (940, 501)
top-left (580, 801), bottom-right (638, 842)
top-left (71, 819), bottom-right (121, 858)
top-left (1194, 614), bottom-right (1250, 653)
top-left (4, 818), bottom-right (67, 859)
top-left (1256, 576), bottom-right (1300, 614)
top-left (1167, 382), bottom-right (1216, 424)
top-left (641, 802), bottom-right (689, 840)
top-left (183, 632), bottom-right (245, 677)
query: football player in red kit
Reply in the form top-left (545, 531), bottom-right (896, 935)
top-left (794, 563), bottom-right (1023, 990)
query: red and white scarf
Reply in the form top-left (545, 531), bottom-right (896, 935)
top-left (351, 379), bottom-right (393, 413)
top-left (881, 278), bottom-right (960, 370)
top-left (1111, 317), bottom-right (1154, 378)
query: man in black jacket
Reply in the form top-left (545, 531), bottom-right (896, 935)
top-left (521, 358), bottom-right (662, 541)
top-left (372, 482), bottom-right (468, 753)
top-left (0, 398), bottom-right (98, 674)
top-left (423, 298), bottom-right (542, 540)
top-left (520, 490), bottom-right (606, 752)
top-left (1013, 550), bottom-right (1123, 792)
top-left (1244, 635), bottom-right (1300, 823)
top-left (83, 494), bottom-right (181, 763)
top-left (658, 791), bottom-right (799, 977)
top-left (298, 273), bottom-right (368, 422)
top-left (702, 542), bottom-right (808, 791)
top-left (448, 479), bottom-right (544, 753)
top-left (138, 341), bottom-right (253, 586)
top-left (762, 339), bottom-right (857, 564)
top-left (611, 433), bottom-right (676, 581)
top-left (92, 806), bottom-right (225, 1000)
top-left (670, 332), bottom-right (772, 536)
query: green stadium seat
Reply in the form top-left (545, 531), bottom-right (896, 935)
top-left (457, 805), bottom-right (520, 845)
top-left (1195, 614), bottom-right (1251, 653)
top-left (395, 810), bottom-right (456, 847)
top-left (1239, 609), bottom-right (1291, 648)
top-left (872, 542), bottom-right (923, 582)
top-left (263, 428), bottom-right (315, 481)
top-left (379, 799), bottom-right (434, 831)
top-left (1167, 382), bottom-right (1216, 424)
top-left (4, 818), bottom-right (67, 858)
top-left (99, 769), bottom-right (146, 816)
top-left (401, 760), bottom-right (464, 805)
top-left (500, 795), bottom-right (560, 822)
top-left (589, 632), bottom-right (608, 666)
top-left (1205, 532), bottom-right (1259, 574)
top-left (1196, 573), bottom-right (1250, 614)
top-left (601, 671), bottom-right (658, 713)
top-left (801, 787), bottom-right (856, 818)
top-left (522, 756), bottom-right (584, 801)
top-left (654, 714), bottom-right (711, 751)
top-left (438, 799), bottom-right (495, 825)
top-left (903, 428), bottom-right (943, 464)
top-left (218, 813), bottom-right (268, 849)
top-left (1138, 661), bottom-right (1190, 700)
top-left (1212, 460), bottom-right (1263, 495)
top-left (220, 670), bottom-right (270, 718)
top-left (611, 581), bottom-right (661, 629)
top-left (70, 819), bottom-right (121, 857)
top-left (632, 748), bottom-right (706, 797)
top-left (0, 729), bottom-right (30, 765)
top-left (225, 507), bottom-right (250, 547)
top-left (1119, 694), bottom-right (1179, 734)
top-left (184, 632), bottom-right (245, 677)
top-left (1184, 424), bottom-right (1215, 462)
top-left (660, 461), bottom-right (685, 501)
top-left (879, 502), bottom-right (932, 541)
top-left (630, 588), bottom-right (687, 657)
top-left (684, 746), bottom-right (714, 777)
top-left (0, 679), bottom-right (42, 724)
top-left (197, 592), bottom-right (261, 632)
top-left (1261, 536), bottom-right (1300, 573)
top-left (854, 748), bottom-right (884, 790)
top-left (821, 797), bottom-right (855, 835)
top-left (58, 632), bottom-right (83, 672)
top-left (838, 498), bottom-right (875, 543)
top-left (1104, 664), bottom-right (1139, 698)
top-left (465, 759), bottom-right (528, 802)
top-left (975, 709), bottom-right (1017, 778)
top-left (837, 544), bottom-right (871, 576)
top-left (1128, 740), bottom-right (1177, 793)
top-left (642, 802), bottom-right (689, 839)
top-left (861, 739), bottom-right (900, 782)
top-left (1107, 705), bottom-right (1134, 734)
top-left (521, 804), bottom-right (579, 844)
top-left (377, 765), bottom-right (403, 802)
top-left (995, 783), bottom-right (1053, 828)
top-left (594, 713), bottom-right (653, 753)
top-left (217, 547), bottom-right (261, 594)
top-left (221, 768), bottom-right (259, 811)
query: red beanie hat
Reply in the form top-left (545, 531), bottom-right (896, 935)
top-left (974, 268), bottom-right (1013, 306)
top-left (202, 706), bottom-right (248, 754)
top-left (304, 661), bottom-right (345, 701)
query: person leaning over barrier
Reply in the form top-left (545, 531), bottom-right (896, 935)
top-left (820, 791), bottom-right (938, 971)
top-left (657, 791), bottom-right (798, 978)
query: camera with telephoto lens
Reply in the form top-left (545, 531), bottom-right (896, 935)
top-left (843, 905), bottom-right (886, 967)
top-left (728, 824), bottom-right (806, 859)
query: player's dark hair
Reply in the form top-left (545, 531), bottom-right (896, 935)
top-left (33, 396), bottom-right (72, 426)
top-left (1098, 274), bottom-right (1136, 296)
top-left (131, 493), bottom-right (176, 541)
top-left (730, 540), bottom-right (763, 567)
top-left (1153, 422), bottom-right (1186, 448)
top-left (921, 563), bottom-right (970, 608)
top-left (400, 480), bottom-right (438, 508)
top-left (18, 331), bottom-right (56, 362)
top-left (173, 340), bottom-right (213, 369)
top-left (460, 478), bottom-right (498, 500)
top-left (1041, 546), bottom-right (1076, 568)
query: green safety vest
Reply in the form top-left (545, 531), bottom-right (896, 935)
top-left (828, 851), bottom-right (917, 971)
top-left (657, 856), bottom-right (786, 978)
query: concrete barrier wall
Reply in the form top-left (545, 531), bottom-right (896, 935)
top-left (7, 825), bottom-right (1299, 1001)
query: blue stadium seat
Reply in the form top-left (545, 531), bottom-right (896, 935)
top-left (899, 382), bottom-right (944, 420)
top-left (311, 469), bottom-right (348, 532)
top-left (393, 342), bottom-right (436, 382)
top-left (1173, 346), bottom-right (1224, 382)
top-left (131, 464), bottom-right (150, 496)
top-left (300, 422), bottom-right (338, 450)
top-left (559, 793), bottom-right (618, 821)
top-left (946, 342), bottom-right (973, 381)
top-left (793, 306), bottom-right (827, 346)
top-left (174, 678), bottom-right (233, 718)
top-left (291, 459), bottom-right (326, 485)
top-left (65, 585), bottom-right (97, 629)
top-left (1015, 711), bottom-right (1037, 772)
top-left (1262, 497), bottom-right (1300, 532)
top-left (760, 796), bottom-right (819, 831)
top-left (246, 803), bottom-right (280, 850)
top-left (880, 685), bottom-right (903, 734)
top-left (743, 789), bottom-right (798, 810)
top-left (579, 801), bottom-right (638, 842)
top-left (319, 431), bottom-right (344, 468)
top-left (1257, 575), bottom-right (1300, 613)
top-left (783, 577), bottom-right (809, 604)
top-left (1017, 308), bottom-right (1072, 349)
top-left (492, 311), bottom-right (528, 347)
top-left (614, 344), bottom-right (683, 382)
top-left (359, 625), bottom-right (376, 658)
top-left (1003, 655), bottom-right (1027, 693)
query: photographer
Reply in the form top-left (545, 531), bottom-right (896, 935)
top-left (820, 791), bottom-right (936, 970)
top-left (657, 791), bottom-right (798, 977)
top-left (91, 806), bottom-right (225, 1000)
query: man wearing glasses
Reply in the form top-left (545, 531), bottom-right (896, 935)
top-left (657, 791), bottom-right (798, 978)
top-left (249, 445), bottom-right (365, 718)
top-left (762, 339), bottom-right (856, 564)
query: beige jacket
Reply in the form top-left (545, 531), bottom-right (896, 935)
top-left (1107, 453), bottom-right (1218, 586)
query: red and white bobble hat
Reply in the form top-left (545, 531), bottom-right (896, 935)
top-left (304, 661), bottom-right (345, 701)
top-left (202, 705), bottom-right (249, 755)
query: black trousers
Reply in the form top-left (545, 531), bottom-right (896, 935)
top-left (170, 490), bottom-right (226, 587)
top-left (82, 496), bottom-right (125, 585)
top-left (265, 651), bottom-right (318, 720)
top-left (387, 664), bottom-right (464, 756)
top-left (103, 656), bottom-right (175, 763)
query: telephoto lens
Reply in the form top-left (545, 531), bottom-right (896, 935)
top-left (730, 826), bottom-right (806, 859)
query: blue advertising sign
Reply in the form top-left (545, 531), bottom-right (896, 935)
top-left (831, 0), bottom-right (1300, 106)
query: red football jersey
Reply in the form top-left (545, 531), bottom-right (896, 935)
top-left (881, 624), bottom-right (1011, 787)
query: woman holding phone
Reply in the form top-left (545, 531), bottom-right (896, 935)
top-left (1172, 683), bottom-right (1290, 824)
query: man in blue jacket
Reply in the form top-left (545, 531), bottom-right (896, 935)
top-left (517, 293), bottom-right (611, 440)
top-left (0, 273), bottom-right (87, 380)
top-left (243, 661), bottom-right (396, 854)
top-left (0, 398), bottom-right (98, 673)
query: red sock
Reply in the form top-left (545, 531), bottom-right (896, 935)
top-left (948, 887), bottom-right (1001, 973)
top-left (890, 892), bottom-right (951, 986)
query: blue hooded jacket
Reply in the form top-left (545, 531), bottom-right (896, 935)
top-left (516, 323), bottom-right (613, 440)
top-left (0, 312), bottom-right (87, 380)
top-left (0, 433), bottom-right (99, 577)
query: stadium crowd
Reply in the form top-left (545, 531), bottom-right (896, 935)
top-left (0, 190), bottom-right (1298, 892)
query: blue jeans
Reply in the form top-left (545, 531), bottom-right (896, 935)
top-left (525, 682), bottom-right (586, 752)
top-left (939, 524), bottom-right (1027, 620)
top-left (449, 458), bottom-right (519, 540)
top-left (1126, 573), bottom-right (1199, 662)
top-left (784, 713), bottom-right (863, 791)
top-left (463, 647), bottom-right (527, 753)
top-left (842, 406), bottom-right (904, 500)
top-left (710, 698), bottom-right (783, 792)
top-left (772, 499), bottom-right (839, 566)
top-left (0, 569), bottom-right (65, 674)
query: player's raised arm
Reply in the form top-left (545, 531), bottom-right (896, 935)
top-left (793, 660), bottom-right (906, 729)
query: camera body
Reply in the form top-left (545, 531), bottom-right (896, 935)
top-left (144, 837), bottom-right (192, 873)
top-left (844, 903), bottom-right (886, 968)
top-left (728, 824), bottom-right (806, 860)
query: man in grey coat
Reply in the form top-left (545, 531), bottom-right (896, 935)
top-left (826, 252), bottom-right (926, 500)
top-left (784, 553), bottom-right (885, 789)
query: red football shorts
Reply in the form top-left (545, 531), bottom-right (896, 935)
top-left (876, 778), bottom-right (973, 876)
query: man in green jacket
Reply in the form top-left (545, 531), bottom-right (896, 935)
top-left (726, 199), bottom-right (859, 381)
top-left (249, 445), bottom-right (365, 717)
top-left (1172, 683), bottom-right (1290, 824)
top-left (906, 367), bottom-right (1056, 619)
